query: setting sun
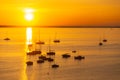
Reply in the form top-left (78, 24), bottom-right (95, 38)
top-left (24, 8), bottom-right (34, 21)
top-left (25, 13), bottom-right (33, 21)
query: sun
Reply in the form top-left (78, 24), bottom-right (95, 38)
top-left (24, 8), bottom-right (34, 21)
top-left (25, 13), bottom-right (33, 21)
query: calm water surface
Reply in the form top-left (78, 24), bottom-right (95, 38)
top-left (0, 28), bottom-right (120, 80)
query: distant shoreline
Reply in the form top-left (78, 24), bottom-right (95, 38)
top-left (0, 25), bottom-right (120, 28)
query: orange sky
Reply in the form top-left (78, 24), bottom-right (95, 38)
top-left (0, 0), bottom-right (120, 26)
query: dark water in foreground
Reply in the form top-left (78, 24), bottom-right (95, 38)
top-left (0, 28), bottom-right (120, 80)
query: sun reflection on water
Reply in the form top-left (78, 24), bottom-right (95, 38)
top-left (26, 27), bottom-right (33, 52)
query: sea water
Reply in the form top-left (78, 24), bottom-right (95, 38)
top-left (0, 28), bottom-right (120, 80)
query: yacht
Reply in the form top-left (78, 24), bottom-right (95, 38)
top-left (52, 64), bottom-right (59, 68)
top-left (26, 61), bottom-right (33, 65)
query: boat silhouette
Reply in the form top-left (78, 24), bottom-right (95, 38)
top-left (53, 33), bottom-right (60, 43)
top-left (62, 53), bottom-right (71, 58)
top-left (37, 59), bottom-right (44, 63)
top-left (27, 50), bottom-right (41, 55)
top-left (74, 55), bottom-right (85, 60)
top-left (47, 38), bottom-right (55, 55)
top-left (26, 61), bottom-right (33, 65)
top-left (52, 64), bottom-right (59, 68)
top-left (72, 50), bottom-right (77, 53)
top-left (35, 29), bottom-right (45, 44)
top-left (103, 39), bottom-right (107, 42)
top-left (4, 37), bottom-right (10, 40)
top-left (36, 41), bottom-right (45, 44)
top-left (99, 42), bottom-right (103, 46)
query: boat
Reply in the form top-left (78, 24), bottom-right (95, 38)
top-left (53, 39), bottom-right (60, 43)
top-left (102, 32), bottom-right (107, 42)
top-left (32, 50), bottom-right (41, 54)
top-left (103, 39), bottom-right (107, 42)
top-left (98, 36), bottom-right (103, 46)
top-left (47, 51), bottom-right (55, 56)
top-left (47, 38), bottom-right (56, 56)
top-left (74, 55), bottom-right (85, 60)
top-left (27, 40), bottom-right (42, 55)
top-left (72, 50), bottom-right (77, 53)
top-left (39, 55), bottom-right (47, 59)
top-left (4, 37), bottom-right (10, 40)
top-left (47, 57), bottom-right (54, 62)
top-left (99, 42), bottom-right (103, 46)
top-left (52, 64), bottom-right (59, 68)
top-left (27, 51), bottom-right (35, 55)
top-left (53, 33), bottom-right (60, 43)
top-left (37, 59), bottom-right (44, 63)
top-left (62, 53), bottom-right (71, 58)
top-left (36, 41), bottom-right (45, 44)
top-left (35, 29), bottom-right (45, 45)
top-left (26, 61), bottom-right (33, 65)
top-left (39, 55), bottom-right (49, 60)
top-left (27, 50), bottom-right (41, 55)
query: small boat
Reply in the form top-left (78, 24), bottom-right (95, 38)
top-left (4, 37), bottom-right (10, 41)
top-left (99, 42), bottom-right (103, 46)
top-left (32, 50), bottom-right (41, 54)
top-left (26, 61), bottom-right (33, 65)
top-left (27, 52), bottom-right (35, 55)
top-left (103, 39), bottom-right (107, 42)
top-left (36, 29), bottom-right (45, 45)
top-left (74, 55), bottom-right (85, 60)
top-left (47, 51), bottom-right (55, 56)
top-left (36, 41), bottom-right (45, 44)
top-left (39, 55), bottom-right (49, 60)
top-left (53, 33), bottom-right (60, 43)
top-left (39, 55), bottom-right (46, 59)
top-left (37, 59), bottom-right (44, 63)
top-left (27, 50), bottom-right (41, 55)
top-left (47, 38), bottom-right (56, 55)
top-left (62, 53), bottom-right (71, 58)
top-left (72, 50), bottom-right (77, 53)
top-left (52, 64), bottom-right (59, 68)
top-left (47, 58), bottom-right (54, 62)
top-left (102, 32), bottom-right (107, 42)
top-left (53, 39), bottom-right (60, 43)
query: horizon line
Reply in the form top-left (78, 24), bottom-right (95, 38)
top-left (0, 25), bottom-right (120, 28)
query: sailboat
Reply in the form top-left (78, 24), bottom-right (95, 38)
top-left (99, 36), bottom-right (103, 46)
top-left (103, 39), bottom-right (107, 42)
top-left (47, 50), bottom-right (55, 55)
top-left (51, 54), bottom-right (59, 68)
top-left (4, 37), bottom-right (10, 41)
top-left (99, 42), bottom-right (103, 46)
top-left (36, 41), bottom-right (45, 44)
top-left (4, 31), bottom-right (10, 41)
top-left (72, 50), bottom-right (77, 53)
top-left (26, 61), bottom-right (33, 65)
top-left (74, 55), bottom-right (85, 60)
top-left (74, 51), bottom-right (85, 60)
top-left (62, 53), bottom-right (71, 58)
top-left (102, 32), bottom-right (107, 42)
top-left (52, 64), bottom-right (59, 68)
top-left (35, 29), bottom-right (45, 45)
top-left (47, 38), bottom-right (55, 55)
top-left (53, 33), bottom-right (60, 43)
top-left (27, 39), bottom-right (41, 55)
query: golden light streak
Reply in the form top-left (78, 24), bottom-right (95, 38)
top-left (26, 27), bottom-right (32, 45)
